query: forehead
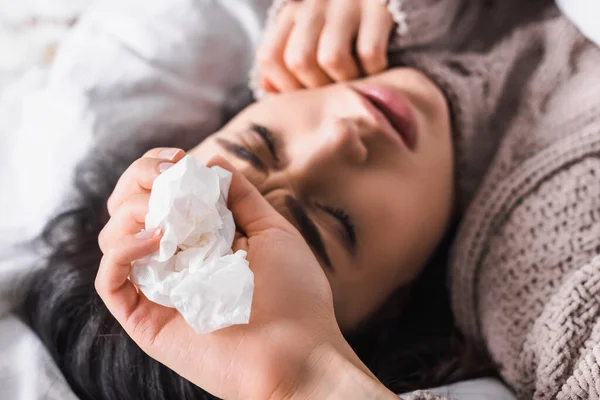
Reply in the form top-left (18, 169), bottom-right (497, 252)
top-left (232, 88), bottom-right (334, 126)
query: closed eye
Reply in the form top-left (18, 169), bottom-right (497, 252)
top-left (215, 138), bottom-right (267, 173)
top-left (285, 196), bottom-right (334, 270)
top-left (250, 123), bottom-right (279, 164)
top-left (215, 123), bottom-right (280, 173)
top-left (317, 204), bottom-right (357, 254)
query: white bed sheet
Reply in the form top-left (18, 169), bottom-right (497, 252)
top-left (556, 0), bottom-right (600, 47)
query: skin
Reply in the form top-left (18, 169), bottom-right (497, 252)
top-left (257, 0), bottom-right (395, 92)
top-left (189, 67), bottom-right (455, 331)
top-left (98, 67), bottom-right (455, 399)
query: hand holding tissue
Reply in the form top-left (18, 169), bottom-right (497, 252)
top-left (97, 151), bottom-right (346, 400)
top-left (130, 155), bottom-right (254, 334)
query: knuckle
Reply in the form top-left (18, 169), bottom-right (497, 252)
top-left (256, 46), bottom-right (279, 67)
top-left (98, 227), bottom-right (109, 253)
top-left (255, 46), bottom-right (268, 63)
top-left (127, 310), bottom-right (157, 345)
top-left (284, 50), bottom-right (313, 71)
top-left (120, 198), bottom-right (137, 216)
top-left (130, 157), bottom-right (147, 174)
top-left (317, 48), bottom-right (347, 70)
top-left (105, 248), bottom-right (126, 267)
top-left (94, 271), bottom-right (105, 295)
top-left (106, 195), bottom-right (115, 216)
top-left (125, 197), bottom-right (148, 223)
top-left (280, 0), bottom-right (299, 15)
top-left (357, 42), bottom-right (384, 61)
top-left (131, 158), bottom-right (158, 183)
top-left (142, 147), bottom-right (163, 158)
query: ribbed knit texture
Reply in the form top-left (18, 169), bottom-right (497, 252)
top-left (252, 1), bottom-right (600, 399)
top-left (406, 391), bottom-right (453, 400)
top-left (403, 3), bottom-right (600, 398)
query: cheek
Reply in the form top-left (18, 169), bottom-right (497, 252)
top-left (331, 266), bottom-right (401, 332)
top-left (331, 181), bottom-right (441, 330)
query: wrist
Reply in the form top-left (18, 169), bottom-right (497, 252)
top-left (279, 341), bottom-right (397, 400)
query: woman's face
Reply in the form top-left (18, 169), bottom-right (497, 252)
top-left (190, 67), bottom-right (454, 331)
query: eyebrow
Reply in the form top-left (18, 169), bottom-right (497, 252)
top-left (250, 123), bottom-right (279, 163)
top-left (284, 196), bottom-right (333, 271)
top-left (215, 138), bottom-right (267, 173)
top-left (215, 128), bottom-right (331, 268)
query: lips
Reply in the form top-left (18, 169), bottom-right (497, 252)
top-left (354, 86), bottom-right (418, 151)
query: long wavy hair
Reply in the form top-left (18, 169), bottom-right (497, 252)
top-left (20, 122), bottom-right (490, 400)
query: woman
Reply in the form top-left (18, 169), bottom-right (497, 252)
top-left (23, 0), bottom-right (600, 399)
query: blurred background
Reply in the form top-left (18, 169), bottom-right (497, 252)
top-left (0, 0), bottom-right (92, 242)
top-left (0, 0), bottom-right (90, 114)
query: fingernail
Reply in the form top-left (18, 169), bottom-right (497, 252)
top-left (158, 162), bottom-right (174, 173)
top-left (261, 76), bottom-right (270, 90)
top-left (134, 228), bottom-right (161, 239)
top-left (159, 148), bottom-right (181, 161)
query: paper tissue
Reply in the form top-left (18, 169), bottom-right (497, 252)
top-left (131, 155), bottom-right (254, 334)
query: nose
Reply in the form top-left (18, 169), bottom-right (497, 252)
top-left (316, 117), bottom-right (368, 166)
top-left (277, 117), bottom-right (368, 197)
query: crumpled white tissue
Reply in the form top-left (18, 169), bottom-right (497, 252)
top-left (131, 155), bottom-right (254, 334)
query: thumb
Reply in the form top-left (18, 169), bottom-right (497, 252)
top-left (207, 155), bottom-right (290, 236)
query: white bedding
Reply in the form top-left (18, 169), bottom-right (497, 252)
top-left (556, 0), bottom-right (600, 47)
top-left (6, 0), bottom-right (598, 398)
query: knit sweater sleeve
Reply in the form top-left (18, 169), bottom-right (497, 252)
top-left (411, 4), bottom-right (600, 396)
top-left (404, 391), bottom-right (452, 400)
top-left (386, 0), bottom-right (478, 50)
top-left (473, 158), bottom-right (600, 399)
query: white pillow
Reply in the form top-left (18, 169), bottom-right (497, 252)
top-left (556, 0), bottom-right (600, 47)
top-left (2, 0), bottom-right (271, 245)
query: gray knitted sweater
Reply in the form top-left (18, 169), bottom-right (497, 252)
top-left (256, 1), bottom-right (600, 399)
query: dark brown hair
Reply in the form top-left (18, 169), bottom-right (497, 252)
top-left (21, 132), bottom-right (490, 400)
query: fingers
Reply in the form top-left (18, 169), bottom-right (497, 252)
top-left (141, 147), bottom-right (185, 160)
top-left (99, 193), bottom-right (150, 253)
top-left (107, 148), bottom-right (185, 216)
top-left (256, 0), bottom-right (394, 91)
top-left (317, 0), bottom-right (361, 81)
top-left (356, 0), bottom-right (394, 75)
top-left (95, 227), bottom-right (162, 320)
top-left (260, 76), bottom-right (278, 93)
top-left (283, 1), bottom-right (332, 88)
top-left (256, 3), bottom-right (303, 92)
top-left (232, 230), bottom-right (250, 254)
top-left (207, 156), bottom-right (292, 236)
